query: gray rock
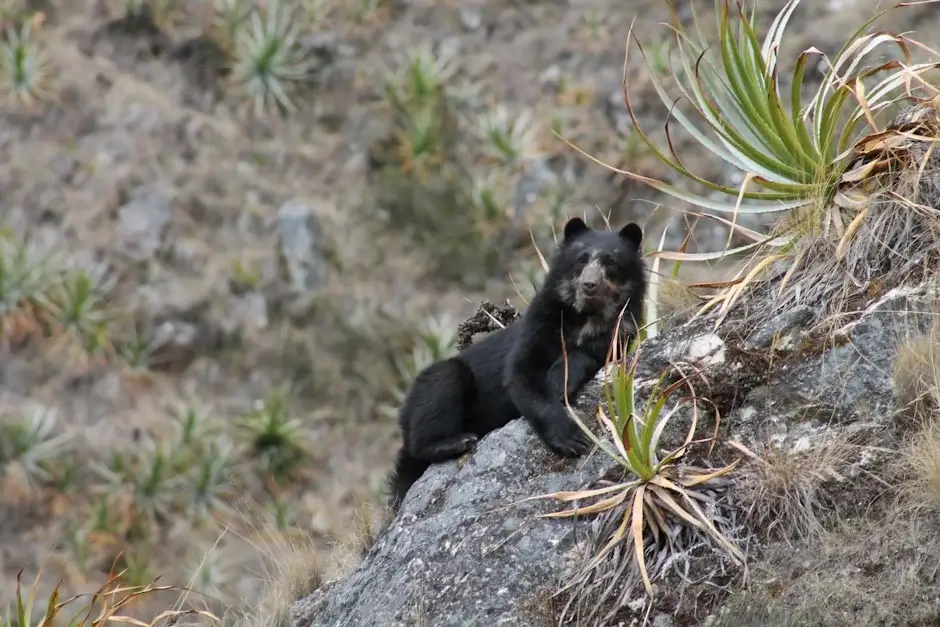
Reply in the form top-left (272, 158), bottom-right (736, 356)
top-left (148, 320), bottom-right (199, 374)
top-left (459, 8), bottom-right (483, 32)
top-left (788, 284), bottom-right (934, 419)
top-left (276, 200), bottom-right (328, 315)
top-left (512, 157), bottom-right (556, 220)
top-left (438, 37), bottom-right (462, 63)
top-left (115, 185), bottom-right (174, 262)
top-left (133, 278), bottom-right (210, 322)
top-left (538, 64), bottom-right (562, 87)
top-left (744, 305), bottom-right (816, 351)
top-left (605, 88), bottom-right (631, 137)
top-left (293, 414), bottom-right (610, 627)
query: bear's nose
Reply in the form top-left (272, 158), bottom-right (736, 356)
top-left (583, 281), bottom-right (598, 292)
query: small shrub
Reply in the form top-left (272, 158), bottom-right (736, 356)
top-left (731, 437), bottom-right (851, 541)
top-left (41, 265), bottom-right (117, 357)
top-left (214, 0), bottom-right (252, 46)
top-left (379, 314), bottom-right (459, 421)
top-left (188, 438), bottom-right (238, 522)
top-left (369, 44), bottom-right (523, 282)
top-left (476, 105), bottom-right (539, 169)
top-left (0, 232), bottom-right (53, 343)
top-left (95, 439), bottom-right (186, 533)
top-left (114, 321), bottom-right (161, 373)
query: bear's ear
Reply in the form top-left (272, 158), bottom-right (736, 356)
top-left (563, 217), bottom-right (589, 241)
top-left (619, 223), bottom-right (643, 249)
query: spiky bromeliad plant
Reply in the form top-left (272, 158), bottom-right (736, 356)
top-left (567, 0), bottom-right (940, 328)
top-left (231, 0), bottom-right (312, 116)
top-left (522, 309), bottom-right (743, 622)
top-left (0, 11), bottom-right (53, 107)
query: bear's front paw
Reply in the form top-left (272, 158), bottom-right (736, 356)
top-left (542, 419), bottom-right (591, 457)
top-left (431, 433), bottom-right (479, 459)
top-left (455, 433), bottom-right (479, 453)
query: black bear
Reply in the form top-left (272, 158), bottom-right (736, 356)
top-left (387, 217), bottom-right (647, 512)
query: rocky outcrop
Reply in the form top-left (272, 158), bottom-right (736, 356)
top-left (290, 278), bottom-right (937, 626)
top-left (293, 414), bottom-right (610, 627)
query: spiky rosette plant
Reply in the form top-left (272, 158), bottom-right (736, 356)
top-left (520, 310), bottom-right (743, 623)
top-left (0, 231), bottom-right (54, 344)
top-left (231, 0), bottom-right (312, 116)
top-left (0, 11), bottom-right (53, 107)
top-left (567, 0), bottom-right (940, 328)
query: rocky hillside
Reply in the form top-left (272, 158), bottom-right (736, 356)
top-left (2, 0), bottom-right (940, 625)
top-left (295, 277), bottom-right (940, 625)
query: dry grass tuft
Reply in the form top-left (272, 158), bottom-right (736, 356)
top-left (655, 277), bottom-right (701, 322)
top-left (896, 418), bottom-right (940, 515)
top-left (893, 319), bottom-right (940, 420)
top-left (219, 496), bottom-right (387, 627)
top-left (732, 437), bottom-right (852, 542)
top-left (1, 556), bottom-right (219, 627)
top-left (713, 517), bottom-right (940, 627)
top-left (709, 592), bottom-right (811, 627)
top-left (242, 537), bottom-right (323, 627)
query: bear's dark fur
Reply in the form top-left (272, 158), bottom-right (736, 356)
top-left (387, 217), bottom-right (647, 512)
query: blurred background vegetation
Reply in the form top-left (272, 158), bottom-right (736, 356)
top-left (1, 0), bottom-right (938, 624)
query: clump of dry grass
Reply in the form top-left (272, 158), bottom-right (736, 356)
top-left (714, 515), bottom-right (940, 626)
top-left (893, 319), bottom-right (940, 420)
top-left (218, 505), bottom-right (385, 627)
top-left (709, 591), bottom-right (811, 627)
top-left (891, 317), bottom-right (940, 515)
top-left (896, 418), bottom-right (940, 515)
top-left (235, 535), bottom-right (323, 627)
top-left (1, 558), bottom-right (219, 627)
top-left (730, 437), bottom-right (852, 542)
top-left (655, 277), bottom-right (701, 322)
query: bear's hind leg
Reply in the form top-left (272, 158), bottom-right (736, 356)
top-left (403, 357), bottom-right (479, 463)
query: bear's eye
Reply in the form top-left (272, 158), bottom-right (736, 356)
top-left (600, 254), bottom-right (617, 268)
top-left (576, 251), bottom-right (591, 264)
